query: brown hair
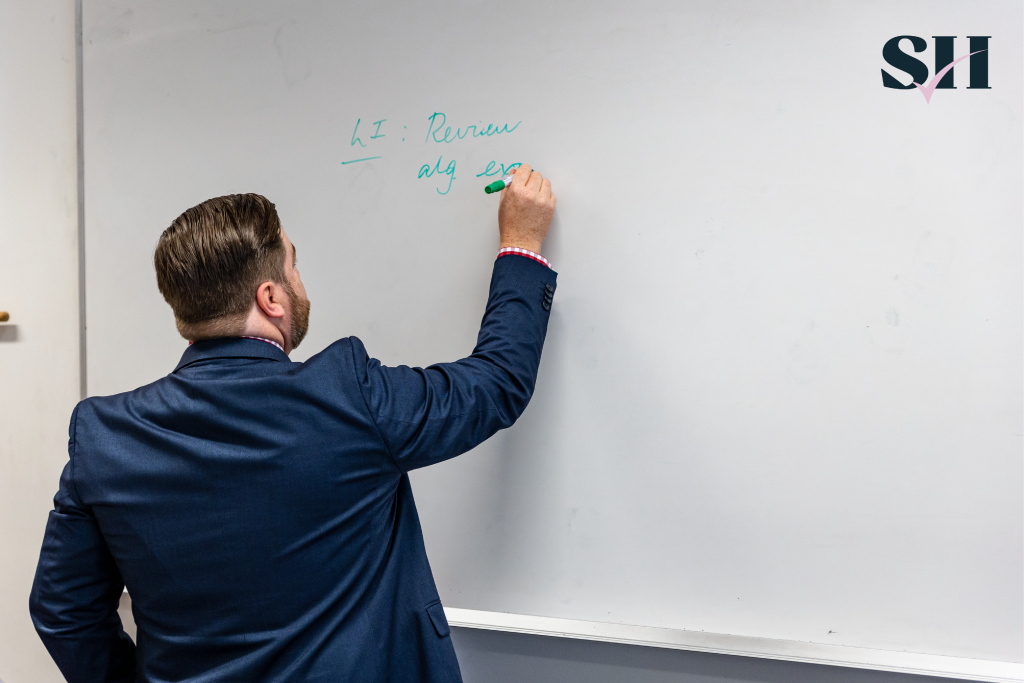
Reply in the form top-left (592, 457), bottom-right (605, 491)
top-left (154, 194), bottom-right (286, 339)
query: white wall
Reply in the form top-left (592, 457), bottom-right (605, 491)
top-left (0, 0), bottom-right (80, 680)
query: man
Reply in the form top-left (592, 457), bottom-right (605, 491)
top-left (29, 164), bottom-right (557, 682)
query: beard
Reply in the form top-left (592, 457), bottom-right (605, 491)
top-left (285, 283), bottom-right (311, 350)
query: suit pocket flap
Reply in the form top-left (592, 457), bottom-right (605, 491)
top-left (426, 602), bottom-right (450, 637)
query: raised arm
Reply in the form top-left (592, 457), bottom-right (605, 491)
top-left (353, 164), bottom-right (557, 471)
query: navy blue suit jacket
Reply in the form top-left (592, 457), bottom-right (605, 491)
top-left (30, 255), bottom-right (556, 682)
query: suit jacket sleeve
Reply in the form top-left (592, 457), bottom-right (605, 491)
top-left (29, 404), bottom-right (137, 683)
top-left (352, 254), bottom-right (557, 472)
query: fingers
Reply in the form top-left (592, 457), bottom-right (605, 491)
top-left (512, 163), bottom-right (532, 187)
top-left (499, 164), bottom-right (525, 198)
top-left (506, 163), bottom-right (551, 198)
top-left (540, 177), bottom-right (553, 202)
top-left (526, 168), bottom-right (543, 193)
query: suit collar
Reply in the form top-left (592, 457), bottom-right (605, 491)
top-left (174, 337), bottom-right (290, 373)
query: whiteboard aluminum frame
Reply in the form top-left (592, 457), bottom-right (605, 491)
top-left (445, 607), bottom-right (1024, 683)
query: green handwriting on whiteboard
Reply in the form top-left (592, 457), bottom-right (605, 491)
top-left (342, 113), bottom-right (523, 196)
top-left (476, 161), bottom-right (521, 178)
top-left (424, 113), bottom-right (521, 144)
top-left (418, 156), bottom-right (457, 195)
top-left (342, 156), bottom-right (382, 165)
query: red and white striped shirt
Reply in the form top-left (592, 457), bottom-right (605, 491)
top-left (241, 336), bottom-right (284, 351)
top-left (497, 246), bottom-right (551, 269)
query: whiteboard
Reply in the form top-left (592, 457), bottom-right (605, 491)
top-left (83, 0), bottom-right (1022, 671)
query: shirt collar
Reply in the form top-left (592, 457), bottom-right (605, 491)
top-left (174, 337), bottom-right (290, 373)
top-left (240, 335), bottom-right (284, 351)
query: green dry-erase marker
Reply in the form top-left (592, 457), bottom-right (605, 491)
top-left (484, 173), bottom-right (516, 194)
top-left (483, 169), bottom-right (539, 194)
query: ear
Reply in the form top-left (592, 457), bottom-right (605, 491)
top-left (255, 280), bottom-right (287, 319)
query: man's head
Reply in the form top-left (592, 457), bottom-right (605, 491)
top-left (155, 193), bottom-right (309, 352)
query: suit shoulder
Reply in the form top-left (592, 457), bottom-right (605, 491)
top-left (75, 374), bottom-right (170, 415)
top-left (302, 337), bottom-right (370, 371)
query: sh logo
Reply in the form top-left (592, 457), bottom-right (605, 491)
top-left (881, 36), bottom-right (990, 103)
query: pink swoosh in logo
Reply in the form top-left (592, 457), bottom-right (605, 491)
top-left (914, 50), bottom-right (987, 104)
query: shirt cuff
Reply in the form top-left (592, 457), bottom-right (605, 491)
top-left (497, 247), bottom-right (552, 270)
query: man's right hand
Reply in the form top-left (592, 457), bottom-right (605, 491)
top-left (498, 164), bottom-right (556, 255)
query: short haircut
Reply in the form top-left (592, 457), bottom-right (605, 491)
top-left (154, 194), bottom-right (286, 339)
